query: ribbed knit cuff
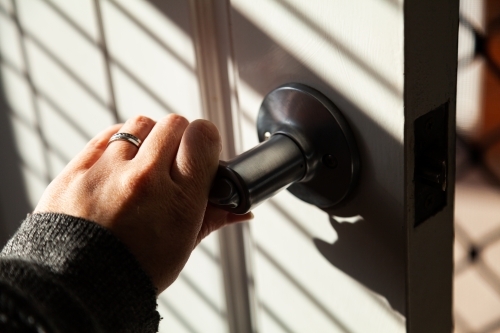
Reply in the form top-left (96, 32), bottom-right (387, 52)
top-left (0, 213), bottom-right (160, 333)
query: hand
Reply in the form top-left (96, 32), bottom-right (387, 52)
top-left (34, 115), bottom-right (252, 293)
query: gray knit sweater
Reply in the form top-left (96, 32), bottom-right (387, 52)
top-left (0, 213), bottom-right (160, 332)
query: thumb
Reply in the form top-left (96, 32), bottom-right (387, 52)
top-left (171, 119), bottom-right (221, 197)
top-left (196, 205), bottom-right (254, 245)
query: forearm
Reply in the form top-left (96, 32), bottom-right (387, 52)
top-left (0, 213), bottom-right (160, 333)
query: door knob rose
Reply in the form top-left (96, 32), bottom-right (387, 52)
top-left (209, 83), bottom-right (360, 214)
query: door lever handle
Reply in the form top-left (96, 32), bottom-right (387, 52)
top-left (209, 83), bottom-right (360, 214)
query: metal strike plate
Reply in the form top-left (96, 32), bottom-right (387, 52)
top-left (414, 103), bottom-right (449, 226)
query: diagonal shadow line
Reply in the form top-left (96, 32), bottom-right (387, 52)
top-left (267, 189), bottom-right (406, 320)
top-left (158, 297), bottom-right (200, 333)
top-left (481, 316), bottom-right (500, 333)
top-left (16, 154), bottom-right (48, 184)
top-left (269, 197), bottom-right (406, 321)
top-left (455, 150), bottom-right (476, 182)
top-left (5, 102), bottom-right (71, 166)
top-left (271, 0), bottom-right (401, 98)
top-left (178, 274), bottom-right (227, 319)
top-left (27, 23), bottom-right (176, 117)
top-left (454, 217), bottom-right (500, 278)
top-left (454, 219), bottom-right (474, 246)
top-left (458, 13), bottom-right (483, 36)
top-left (457, 15), bottom-right (479, 68)
top-left (94, 0), bottom-right (119, 122)
top-left (1, 71), bottom-right (96, 172)
top-left (454, 258), bottom-right (470, 276)
top-left (255, 244), bottom-right (352, 333)
top-left (240, 108), bottom-right (256, 127)
top-left (477, 224), bottom-right (500, 248)
top-left (111, 59), bottom-right (175, 115)
top-left (453, 221), bottom-right (479, 275)
top-left (38, 91), bottom-right (93, 141)
top-left (381, 0), bottom-right (402, 9)
top-left (0, 111), bottom-right (50, 182)
top-left (32, 0), bottom-right (177, 116)
top-left (453, 311), bottom-right (473, 333)
top-left (37, 0), bottom-right (97, 45)
top-left (0, 52), bottom-right (24, 77)
top-left (461, 13), bottom-right (500, 84)
top-left (23, 33), bottom-right (110, 111)
top-left (197, 243), bottom-right (221, 265)
top-left (238, 88), bottom-right (406, 317)
top-left (3, 100), bottom-right (38, 134)
top-left (4, 20), bottom-right (181, 171)
top-left (10, 0), bottom-right (53, 183)
top-left (0, 0), bottom-right (480, 330)
top-left (106, 0), bottom-right (194, 73)
top-left (8, 15), bottom-right (172, 126)
top-left (5, 136), bottom-right (53, 186)
top-left (267, 199), bottom-right (314, 239)
top-left (259, 301), bottom-right (298, 333)
top-left (0, 7), bottom-right (111, 111)
top-left (476, 260), bottom-right (500, 297)
top-left (264, 193), bottom-right (403, 322)
top-left (41, 137), bottom-right (72, 165)
top-left (0, 55), bottom-right (94, 142)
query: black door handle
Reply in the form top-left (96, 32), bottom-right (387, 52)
top-left (209, 83), bottom-right (360, 214)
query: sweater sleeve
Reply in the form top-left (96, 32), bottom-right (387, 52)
top-left (0, 212), bottom-right (160, 333)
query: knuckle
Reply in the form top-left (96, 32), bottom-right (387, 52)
top-left (129, 115), bottom-right (154, 130)
top-left (189, 120), bottom-right (221, 152)
top-left (121, 162), bottom-right (161, 197)
top-left (164, 114), bottom-right (189, 127)
top-left (192, 120), bottom-right (220, 143)
top-left (86, 136), bottom-right (107, 150)
top-left (84, 124), bottom-right (122, 151)
top-left (124, 169), bottom-right (151, 193)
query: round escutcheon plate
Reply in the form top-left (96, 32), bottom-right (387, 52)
top-left (257, 83), bottom-right (360, 208)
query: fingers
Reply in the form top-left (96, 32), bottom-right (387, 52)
top-left (136, 114), bottom-right (189, 170)
top-left (227, 211), bottom-right (254, 224)
top-left (67, 123), bottom-right (123, 172)
top-left (196, 205), bottom-right (254, 245)
top-left (104, 115), bottom-right (156, 160)
top-left (170, 119), bottom-right (221, 194)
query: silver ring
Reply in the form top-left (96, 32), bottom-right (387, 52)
top-left (107, 132), bottom-right (142, 148)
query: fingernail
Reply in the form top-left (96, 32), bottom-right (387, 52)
top-left (248, 212), bottom-right (255, 220)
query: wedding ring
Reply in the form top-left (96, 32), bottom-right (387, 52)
top-left (107, 132), bottom-right (142, 148)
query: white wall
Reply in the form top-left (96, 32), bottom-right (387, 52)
top-left (0, 1), bottom-right (228, 331)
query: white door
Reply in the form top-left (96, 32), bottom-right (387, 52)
top-left (0, 0), bottom-right (458, 332)
top-left (190, 0), bottom-right (458, 332)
